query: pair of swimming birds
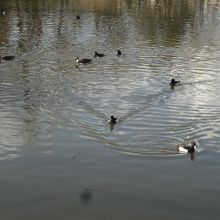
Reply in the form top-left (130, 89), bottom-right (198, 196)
top-left (75, 50), bottom-right (122, 65)
top-left (75, 52), bottom-right (102, 65)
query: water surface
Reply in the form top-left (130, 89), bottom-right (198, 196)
top-left (1, 0), bottom-right (220, 219)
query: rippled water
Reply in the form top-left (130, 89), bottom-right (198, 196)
top-left (1, 0), bottom-right (220, 219)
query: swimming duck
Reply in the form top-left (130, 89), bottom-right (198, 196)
top-left (0, 55), bottom-right (15, 61)
top-left (0, 10), bottom-right (6, 16)
top-left (76, 15), bottom-right (80, 20)
top-left (94, 51), bottom-right (105, 58)
top-left (108, 115), bottom-right (117, 124)
top-left (117, 49), bottom-right (122, 57)
top-left (170, 78), bottom-right (180, 87)
top-left (177, 140), bottom-right (198, 153)
top-left (75, 57), bottom-right (92, 66)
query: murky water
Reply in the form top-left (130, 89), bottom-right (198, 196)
top-left (1, 0), bottom-right (220, 219)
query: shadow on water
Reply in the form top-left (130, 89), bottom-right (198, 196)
top-left (80, 188), bottom-right (93, 205)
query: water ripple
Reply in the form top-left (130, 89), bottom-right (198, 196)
top-left (1, 1), bottom-right (220, 159)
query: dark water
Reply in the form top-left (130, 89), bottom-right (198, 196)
top-left (1, 0), bottom-right (220, 219)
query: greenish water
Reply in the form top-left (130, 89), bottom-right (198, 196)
top-left (0, 0), bottom-right (220, 219)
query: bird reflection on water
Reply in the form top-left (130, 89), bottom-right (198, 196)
top-left (109, 123), bottom-right (115, 131)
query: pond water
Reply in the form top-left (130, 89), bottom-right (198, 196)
top-left (0, 0), bottom-right (220, 219)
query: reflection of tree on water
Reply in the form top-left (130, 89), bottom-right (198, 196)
top-left (132, 0), bottom-right (206, 45)
top-left (0, 0), bottom-right (210, 48)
